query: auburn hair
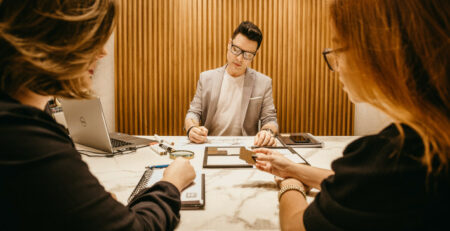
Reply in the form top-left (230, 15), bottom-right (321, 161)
top-left (0, 0), bottom-right (116, 98)
top-left (330, 0), bottom-right (449, 173)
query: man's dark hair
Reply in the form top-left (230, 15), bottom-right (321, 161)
top-left (232, 21), bottom-right (263, 50)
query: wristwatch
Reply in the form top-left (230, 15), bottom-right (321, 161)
top-left (278, 184), bottom-right (307, 201)
top-left (186, 125), bottom-right (197, 138)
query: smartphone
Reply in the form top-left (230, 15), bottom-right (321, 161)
top-left (290, 135), bottom-right (310, 143)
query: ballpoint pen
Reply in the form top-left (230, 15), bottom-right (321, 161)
top-left (147, 164), bottom-right (169, 169)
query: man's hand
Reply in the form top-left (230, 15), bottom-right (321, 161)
top-left (188, 126), bottom-right (208, 144)
top-left (254, 130), bottom-right (276, 147)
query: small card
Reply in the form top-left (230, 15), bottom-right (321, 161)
top-left (239, 147), bottom-right (256, 164)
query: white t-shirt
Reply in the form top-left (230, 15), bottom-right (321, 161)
top-left (209, 71), bottom-right (245, 136)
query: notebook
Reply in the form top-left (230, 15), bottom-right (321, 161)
top-left (59, 97), bottom-right (154, 153)
top-left (128, 168), bottom-right (205, 210)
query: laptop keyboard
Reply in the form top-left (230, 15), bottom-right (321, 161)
top-left (110, 138), bottom-right (132, 148)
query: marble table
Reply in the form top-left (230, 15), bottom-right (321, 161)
top-left (81, 136), bottom-right (359, 231)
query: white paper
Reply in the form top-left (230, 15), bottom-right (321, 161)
top-left (207, 155), bottom-right (249, 166)
top-left (180, 173), bottom-right (203, 202)
top-left (207, 137), bottom-right (251, 146)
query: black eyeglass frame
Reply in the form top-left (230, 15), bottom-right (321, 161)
top-left (322, 47), bottom-right (346, 72)
top-left (229, 41), bottom-right (258, 60)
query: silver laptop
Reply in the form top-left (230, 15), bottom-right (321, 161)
top-left (59, 97), bottom-right (152, 153)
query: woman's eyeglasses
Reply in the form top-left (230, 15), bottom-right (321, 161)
top-left (322, 47), bottom-right (346, 72)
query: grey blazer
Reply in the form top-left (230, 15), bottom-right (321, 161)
top-left (185, 65), bottom-right (278, 136)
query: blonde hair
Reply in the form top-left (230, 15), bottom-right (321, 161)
top-left (330, 0), bottom-right (449, 173)
top-left (0, 0), bottom-right (116, 98)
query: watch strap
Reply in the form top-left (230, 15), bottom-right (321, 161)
top-left (186, 126), bottom-right (197, 138)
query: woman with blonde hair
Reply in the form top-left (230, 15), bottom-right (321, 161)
top-left (0, 0), bottom-right (194, 230)
top-left (255, 0), bottom-right (449, 230)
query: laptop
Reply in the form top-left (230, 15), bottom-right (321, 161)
top-left (59, 97), bottom-right (153, 153)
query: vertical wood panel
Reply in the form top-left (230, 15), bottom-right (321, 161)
top-left (115, 0), bottom-right (354, 136)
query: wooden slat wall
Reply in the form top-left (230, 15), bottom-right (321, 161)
top-left (115, 0), bottom-right (354, 136)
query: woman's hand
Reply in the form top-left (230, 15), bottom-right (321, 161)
top-left (253, 148), bottom-right (295, 178)
top-left (161, 157), bottom-right (196, 192)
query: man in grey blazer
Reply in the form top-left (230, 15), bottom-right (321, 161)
top-left (184, 21), bottom-right (278, 146)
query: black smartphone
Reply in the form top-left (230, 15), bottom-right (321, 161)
top-left (290, 135), bottom-right (310, 143)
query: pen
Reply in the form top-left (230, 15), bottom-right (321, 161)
top-left (147, 164), bottom-right (169, 169)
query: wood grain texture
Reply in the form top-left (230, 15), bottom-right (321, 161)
top-left (115, 0), bottom-right (354, 135)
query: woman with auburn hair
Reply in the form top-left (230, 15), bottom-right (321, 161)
top-left (254, 0), bottom-right (449, 230)
top-left (0, 0), bottom-right (195, 230)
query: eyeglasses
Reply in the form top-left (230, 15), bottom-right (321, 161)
top-left (322, 48), bottom-right (346, 72)
top-left (229, 41), bottom-right (257, 60)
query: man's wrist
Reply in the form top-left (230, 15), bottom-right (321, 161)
top-left (261, 128), bottom-right (274, 136)
top-left (186, 125), bottom-right (197, 138)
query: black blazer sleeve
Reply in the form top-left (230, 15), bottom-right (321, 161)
top-left (0, 109), bottom-right (181, 231)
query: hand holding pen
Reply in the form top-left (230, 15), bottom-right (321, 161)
top-left (161, 158), bottom-right (196, 192)
top-left (188, 126), bottom-right (208, 144)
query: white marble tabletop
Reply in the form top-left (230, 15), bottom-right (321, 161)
top-left (80, 136), bottom-right (359, 231)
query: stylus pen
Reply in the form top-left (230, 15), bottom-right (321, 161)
top-left (147, 164), bottom-right (169, 169)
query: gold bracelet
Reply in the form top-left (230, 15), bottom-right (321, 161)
top-left (278, 184), bottom-right (306, 201)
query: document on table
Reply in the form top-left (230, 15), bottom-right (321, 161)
top-left (128, 168), bottom-right (205, 209)
top-left (207, 155), bottom-right (248, 165)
